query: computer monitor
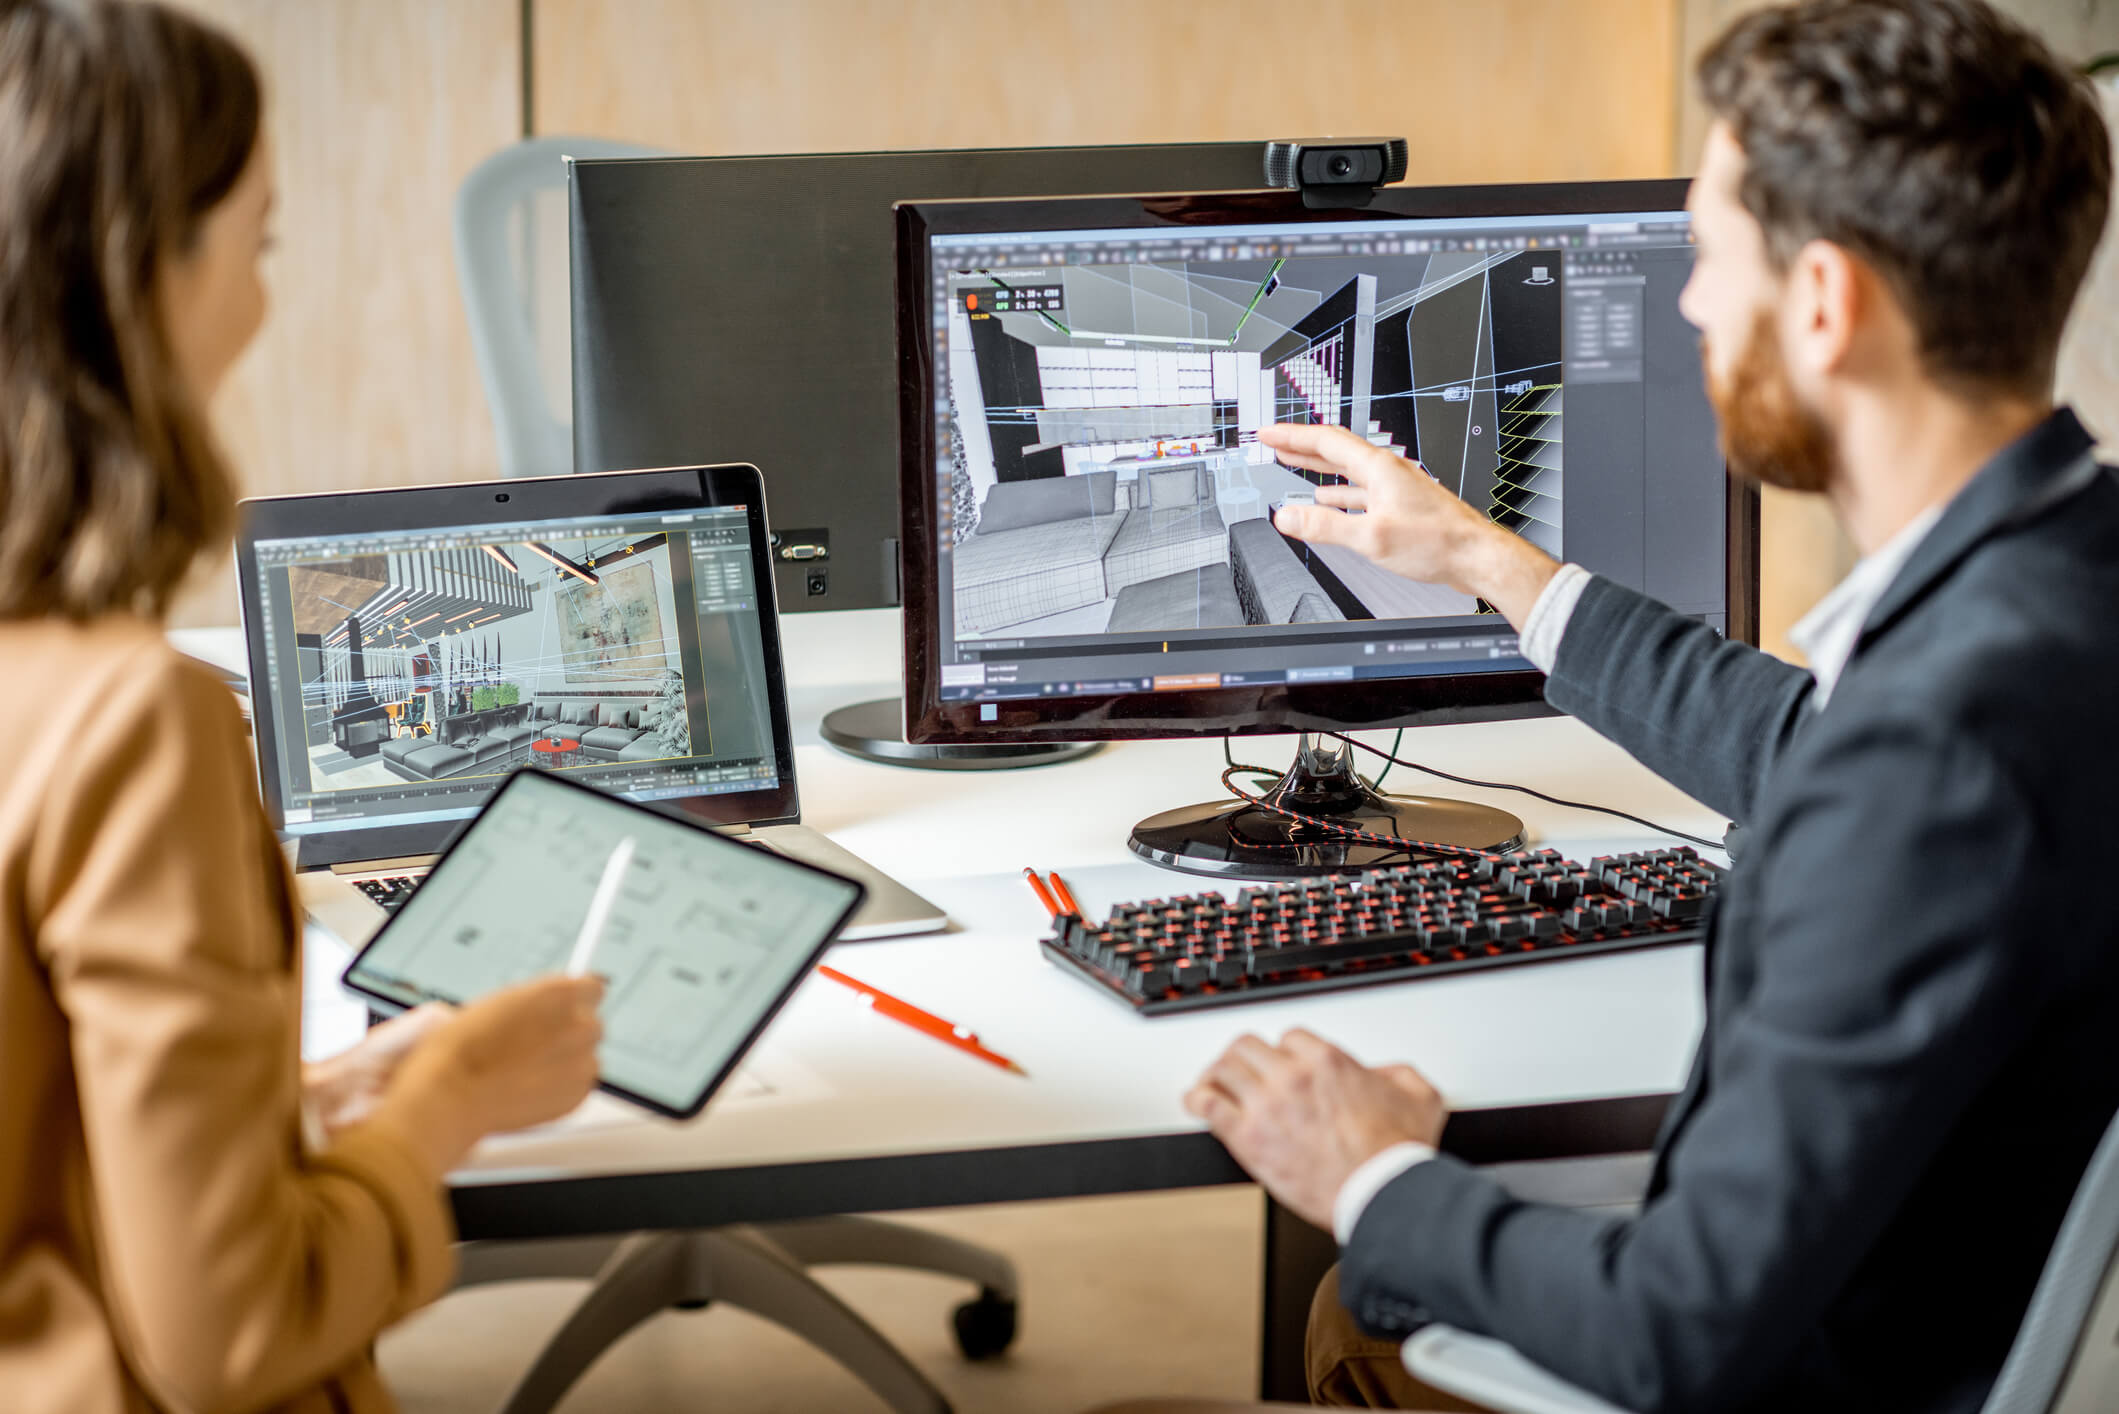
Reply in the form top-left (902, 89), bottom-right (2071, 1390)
top-left (567, 143), bottom-right (1279, 769)
top-left (895, 182), bottom-right (1758, 879)
top-left (236, 466), bottom-right (797, 869)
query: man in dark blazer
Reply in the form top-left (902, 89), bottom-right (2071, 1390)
top-left (1154, 3), bottom-right (2118, 1412)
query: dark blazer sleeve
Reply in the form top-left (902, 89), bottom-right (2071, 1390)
top-left (1544, 576), bottom-right (1814, 825)
top-left (1336, 713), bottom-right (2056, 1413)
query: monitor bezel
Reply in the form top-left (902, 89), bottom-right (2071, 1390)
top-left (896, 181), bottom-right (1759, 745)
top-left (235, 463), bottom-right (801, 869)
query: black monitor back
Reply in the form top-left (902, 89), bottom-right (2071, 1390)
top-left (568, 143), bottom-right (1272, 614)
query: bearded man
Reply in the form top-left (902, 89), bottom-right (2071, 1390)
top-left (1104, 2), bottom-right (2119, 1412)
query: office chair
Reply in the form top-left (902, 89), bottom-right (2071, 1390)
top-left (1403, 1099), bottom-right (2119, 1414)
top-left (449, 138), bottom-right (1021, 1414)
top-left (453, 135), bottom-right (661, 478)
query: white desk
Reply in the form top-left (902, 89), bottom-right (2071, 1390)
top-left (421, 720), bottom-right (1711, 1198)
top-left (189, 620), bottom-right (1717, 1396)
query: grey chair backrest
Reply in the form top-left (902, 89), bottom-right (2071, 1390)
top-left (1982, 1101), bottom-right (2119, 1414)
top-left (453, 135), bottom-right (665, 478)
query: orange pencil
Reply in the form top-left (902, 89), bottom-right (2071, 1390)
top-left (818, 965), bottom-right (1028, 1077)
top-left (1022, 867), bottom-right (1062, 919)
top-left (1046, 871), bottom-right (1084, 918)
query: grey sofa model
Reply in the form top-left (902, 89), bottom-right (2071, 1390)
top-left (380, 703), bottom-right (544, 781)
top-left (950, 464), bottom-right (1233, 635)
top-left (1101, 463), bottom-right (1229, 595)
top-left (377, 736), bottom-right (477, 781)
top-left (1105, 565), bottom-right (1247, 633)
top-left (561, 702), bottom-right (671, 763)
top-left (378, 699), bottom-right (667, 782)
top-left (951, 470), bottom-right (1124, 635)
top-left (1228, 518), bottom-right (1347, 625)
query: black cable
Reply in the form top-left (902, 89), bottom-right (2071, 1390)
top-left (1371, 728), bottom-right (1403, 789)
top-left (1221, 733), bottom-right (1283, 783)
top-left (1224, 732), bottom-right (1395, 796)
top-left (1218, 763), bottom-right (1472, 862)
top-left (1324, 731), bottom-right (1726, 850)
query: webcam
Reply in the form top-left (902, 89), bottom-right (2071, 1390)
top-left (1264, 138), bottom-right (1409, 210)
top-left (494, 492), bottom-right (510, 502)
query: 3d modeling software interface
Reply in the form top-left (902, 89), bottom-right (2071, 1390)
top-left (250, 505), bottom-right (780, 837)
top-left (926, 209), bottom-right (1726, 703)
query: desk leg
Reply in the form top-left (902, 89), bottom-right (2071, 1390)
top-left (1259, 1193), bottom-right (1337, 1402)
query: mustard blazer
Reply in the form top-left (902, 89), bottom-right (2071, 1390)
top-left (0, 617), bottom-right (454, 1413)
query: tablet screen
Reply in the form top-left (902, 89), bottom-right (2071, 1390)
top-left (342, 771), bottom-right (865, 1117)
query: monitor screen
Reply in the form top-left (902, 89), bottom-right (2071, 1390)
top-left (245, 493), bottom-right (782, 846)
top-left (897, 184), bottom-right (1754, 743)
top-left (568, 143), bottom-right (1274, 614)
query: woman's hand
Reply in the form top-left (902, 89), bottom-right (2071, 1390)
top-left (372, 974), bottom-right (607, 1178)
top-left (302, 1002), bottom-right (456, 1140)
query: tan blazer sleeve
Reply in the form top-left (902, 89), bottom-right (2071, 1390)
top-left (27, 651), bottom-right (455, 1413)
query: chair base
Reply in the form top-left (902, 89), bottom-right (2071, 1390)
top-left (456, 1217), bottom-right (1020, 1414)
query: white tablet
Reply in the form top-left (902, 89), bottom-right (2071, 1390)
top-left (341, 769), bottom-right (866, 1118)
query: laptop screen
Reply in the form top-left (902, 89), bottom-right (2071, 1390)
top-left (246, 499), bottom-right (782, 843)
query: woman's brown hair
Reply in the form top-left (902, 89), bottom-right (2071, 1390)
top-left (0, 0), bottom-right (260, 619)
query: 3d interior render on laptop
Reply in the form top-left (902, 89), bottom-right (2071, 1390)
top-left (247, 484), bottom-right (770, 820)
top-left (236, 465), bottom-right (944, 941)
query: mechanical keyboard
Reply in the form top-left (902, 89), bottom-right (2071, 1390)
top-left (1040, 847), bottom-right (1722, 1015)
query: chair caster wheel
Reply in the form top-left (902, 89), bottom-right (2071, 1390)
top-left (952, 1290), bottom-right (1017, 1359)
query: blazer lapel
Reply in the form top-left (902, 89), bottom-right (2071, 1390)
top-left (1651, 411), bottom-right (2101, 1201)
top-left (1854, 409), bottom-right (2098, 652)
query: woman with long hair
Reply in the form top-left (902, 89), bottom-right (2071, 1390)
top-left (0, 4), bottom-right (605, 1409)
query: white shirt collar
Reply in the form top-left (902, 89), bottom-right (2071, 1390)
top-left (1787, 504), bottom-right (1945, 709)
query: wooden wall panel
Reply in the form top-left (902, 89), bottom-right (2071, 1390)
top-left (169, 0), bottom-right (520, 627)
top-left (534, 0), bottom-right (1681, 184)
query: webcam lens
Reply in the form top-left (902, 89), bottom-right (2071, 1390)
top-left (1328, 153), bottom-right (1354, 178)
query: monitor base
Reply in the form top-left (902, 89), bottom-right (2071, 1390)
top-left (820, 697), bottom-right (1102, 771)
top-left (1128, 733), bottom-right (1524, 881)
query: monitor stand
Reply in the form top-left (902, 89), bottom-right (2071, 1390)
top-left (820, 696), bottom-right (1102, 771)
top-left (1129, 732), bottom-right (1524, 881)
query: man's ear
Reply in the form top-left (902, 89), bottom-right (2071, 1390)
top-left (1786, 238), bottom-right (1863, 379)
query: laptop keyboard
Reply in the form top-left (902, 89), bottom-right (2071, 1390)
top-left (352, 842), bottom-right (771, 915)
top-left (352, 874), bottom-right (424, 913)
top-left (349, 839), bottom-right (772, 916)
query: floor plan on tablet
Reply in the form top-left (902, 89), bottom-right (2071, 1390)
top-left (346, 776), bottom-right (860, 1115)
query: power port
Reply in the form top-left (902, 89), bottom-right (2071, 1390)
top-left (805, 569), bottom-right (828, 597)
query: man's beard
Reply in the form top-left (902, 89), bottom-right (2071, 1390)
top-left (1705, 310), bottom-right (1837, 494)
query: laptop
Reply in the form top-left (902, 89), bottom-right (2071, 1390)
top-left (234, 463), bottom-right (947, 947)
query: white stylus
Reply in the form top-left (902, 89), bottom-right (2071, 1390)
top-left (565, 836), bottom-right (636, 978)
